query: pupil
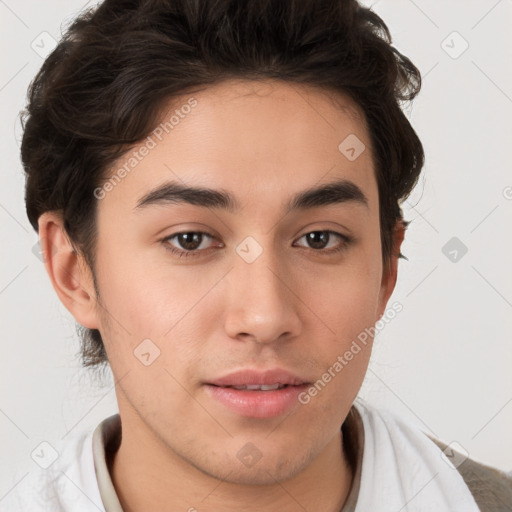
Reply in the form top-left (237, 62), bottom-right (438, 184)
top-left (179, 232), bottom-right (201, 250)
top-left (307, 231), bottom-right (328, 249)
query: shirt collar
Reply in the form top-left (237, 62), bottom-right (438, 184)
top-left (92, 413), bottom-right (124, 512)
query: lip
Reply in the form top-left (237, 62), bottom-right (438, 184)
top-left (204, 368), bottom-right (311, 418)
top-left (207, 368), bottom-right (308, 387)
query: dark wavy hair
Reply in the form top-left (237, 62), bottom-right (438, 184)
top-left (20, 0), bottom-right (424, 370)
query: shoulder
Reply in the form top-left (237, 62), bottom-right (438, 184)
top-left (427, 435), bottom-right (512, 512)
top-left (2, 427), bottom-right (105, 512)
top-left (353, 400), bottom-right (512, 511)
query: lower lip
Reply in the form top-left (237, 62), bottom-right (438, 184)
top-left (204, 384), bottom-right (309, 418)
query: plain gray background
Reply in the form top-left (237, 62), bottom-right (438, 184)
top-left (1, 0), bottom-right (511, 495)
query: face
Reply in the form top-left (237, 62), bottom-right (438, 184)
top-left (87, 79), bottom-right (397, 484)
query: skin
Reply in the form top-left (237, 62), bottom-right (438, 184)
top-left (39, 78), bottom-right (404, 512)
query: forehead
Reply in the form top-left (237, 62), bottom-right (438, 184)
top-left (100, 78), bottom-right (377, 216)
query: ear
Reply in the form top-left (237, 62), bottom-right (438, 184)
top-left (377, 219), bottom-right (406, 319)
top-left (37, 211), bottom-right (100, 330)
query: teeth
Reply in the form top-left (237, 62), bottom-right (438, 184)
top-left (260, 384), bottom-right (282, 390)
top-left (231, 384), bottom-right (285, 391)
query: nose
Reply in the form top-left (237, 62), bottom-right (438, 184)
top-left (223, 244), bottom-right (302, 344)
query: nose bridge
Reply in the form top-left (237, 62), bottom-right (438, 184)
top-left (223, 236), bottom-right (301, 343)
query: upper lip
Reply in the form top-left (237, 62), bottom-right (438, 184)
top-left (206, 368), bottom-right (309, 387)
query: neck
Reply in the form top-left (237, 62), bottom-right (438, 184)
top-left (110, 413), bottom-right (355, 512)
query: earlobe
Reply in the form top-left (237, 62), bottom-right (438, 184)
top-left (377, 219), bottom-right (406, 318)
top-left (38, 212), bottom-right (100, 330)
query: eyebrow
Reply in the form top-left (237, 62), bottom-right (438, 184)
top-left (134, 178), bottom-right (369, 213)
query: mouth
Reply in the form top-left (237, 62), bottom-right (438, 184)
top-left (220, 383), bottom-right (289, 391)
top-left (206, 368), bottom-right (309, 387)
top-left (204, 368), bottom-right (311, 418)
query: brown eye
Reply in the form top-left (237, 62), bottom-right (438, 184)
top-left (174, 232), bottom-right (204, 251)
top-left (294, 230), bottom-right (352, 254)
top-left (304, 231), bottom-right (330, 249)
top-left (162, 231), bottom-right (219, 257)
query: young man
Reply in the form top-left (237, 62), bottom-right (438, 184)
top-left (4, 0), bottom-right (511, 511)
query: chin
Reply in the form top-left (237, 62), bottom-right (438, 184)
top-left (195, 448), bottom-right (313, 486)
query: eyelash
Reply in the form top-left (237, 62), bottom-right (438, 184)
top-left (161, 230), bottom-right (353, 258)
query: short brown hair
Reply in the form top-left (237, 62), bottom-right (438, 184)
top-left (20, 0), bottom-right (424, 369)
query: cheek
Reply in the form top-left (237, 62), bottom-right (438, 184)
top-left (306, 258), bottom-right (382, 339)
top-left (298, 278), bottom-right (379, 419)
top-left (94, 240), bottom-right (205, 334)
top-left (298, 253), bottom-right (382, 389)
top-left (93, 243), bottom-right (221, 383)
top-left (333, 279), bottom-right (380, 336)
